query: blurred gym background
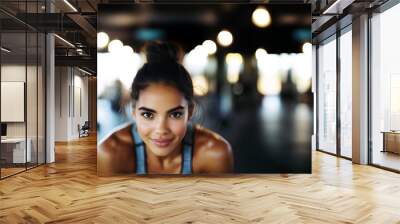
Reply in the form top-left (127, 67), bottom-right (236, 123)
top-left (97, 4), bottom-right (312, 173)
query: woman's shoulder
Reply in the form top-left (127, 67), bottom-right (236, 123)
top-left (192, 125), bottom-right (234, 173)
top-left (97, 122), bottom-right (136, 176)
top-left (98, 122), bottom-right (135, 152)
top-left (194, 125), bottom-right (231, 152)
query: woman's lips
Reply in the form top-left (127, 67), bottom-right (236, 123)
top-left (151, 138), bottom-right (173, 148)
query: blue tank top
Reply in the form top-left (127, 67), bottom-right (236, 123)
top-left (131, 123), bottom-right (194, 175)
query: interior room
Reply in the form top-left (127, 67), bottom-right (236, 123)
top-left (0, 0), bottom-right (399, 223)
top-left (0, 20), bottom-right (46, 178)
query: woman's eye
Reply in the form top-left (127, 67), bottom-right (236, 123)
top-left (170, 111), bottom-right (183, 119)
top-left (141, 112), bottom-right (154, 119)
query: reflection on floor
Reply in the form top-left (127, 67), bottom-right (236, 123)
top-left (373, 151), bottom-right (400, 171)
top-left (201, 95), bottom-right (313, 173)
top-left (0, 167), bottom-right (25, 178)
top-left (0, 163), bottom-right (41, 178)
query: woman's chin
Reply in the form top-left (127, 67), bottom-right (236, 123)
top-left (150, 144), bottom-right (178, 157)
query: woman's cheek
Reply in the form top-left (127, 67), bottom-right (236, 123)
top-left (169, 120), bottom-right (187, 139)
top-left (136, 119), bottom-right (154, 137)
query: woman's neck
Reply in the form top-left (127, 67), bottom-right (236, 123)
top-left (145, 143), bottom-right (183, 170)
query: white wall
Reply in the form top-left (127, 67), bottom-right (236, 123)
top-left (55, 66), bottom-right (69, 141)
top-left (55, 67), bottom-right (89, 141)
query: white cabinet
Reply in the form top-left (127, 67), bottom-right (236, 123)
top-left (1, 138), bottom-right (32, 163)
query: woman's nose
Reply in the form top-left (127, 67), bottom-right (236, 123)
top-left (155, 117), bottom-right (169, 135)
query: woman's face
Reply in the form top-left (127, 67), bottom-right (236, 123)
top-left (133, 83), bottom-right (191, 157)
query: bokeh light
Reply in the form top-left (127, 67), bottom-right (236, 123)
top-left (108, 39), bottom-right (123, 53)
top-left (202, 40), bottom-right (217, 55)
top-left (217, 30), bottom-right (233, 47)
top-left (97, 32), bottom-right (110, 49)
top-left (226, 53), bottom-right (243, 84)
top-left (252, 7), bottom-right (272, 28)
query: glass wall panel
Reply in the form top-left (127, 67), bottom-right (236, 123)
top-left (27, 30), bottom-right (38, 169)
top-left (37, 0), bottom-right (46, 166)
top-left (26, 1), bottom-right (39, 169)
top-left (371, 3), bottom-right (400, 171)
top-left (317, 36), bottom-right (337, 154)
top-left (339, 28), bottom-right (352, 158)
top-left (1, 30), bottom-right (28, 177)
top-left (0, 1), bottom-right (46, 179)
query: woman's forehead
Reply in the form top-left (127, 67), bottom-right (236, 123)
top-left (136, 83), bottom-right (188, 109)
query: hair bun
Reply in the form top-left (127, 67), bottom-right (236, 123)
top-left (145, 41), bottom-right (179, 63)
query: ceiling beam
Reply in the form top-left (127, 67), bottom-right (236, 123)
top-left (67, 13), bottom-right (97, 39)
top-left (55, 55), bottom-right (96, 72)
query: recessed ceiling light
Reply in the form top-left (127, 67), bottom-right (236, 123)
top-left (1, 47), bottom-right (11, 53)
top-left (63, 0), bottom-right (78, 12)
top-left (54, 34), bottom-right (75, 48)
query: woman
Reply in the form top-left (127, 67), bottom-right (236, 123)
top-left (98, 42), bottom-right (233, 176)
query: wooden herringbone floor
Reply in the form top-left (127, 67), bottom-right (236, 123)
top-left (1, 134), bottom-right (400, 223)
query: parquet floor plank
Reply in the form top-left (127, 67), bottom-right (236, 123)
top-left (0, 134), bottom-right (399, 223)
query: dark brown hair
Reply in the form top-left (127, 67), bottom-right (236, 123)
top-left (130, 41), bottom-right (194, 108)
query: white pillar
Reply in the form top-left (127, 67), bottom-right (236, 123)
top-left (46, 1), bottom-right (55, 163)
top-left (312, 44), bottom-right (317, 151)
top-left (46, 33), bottom-right (55, 163)
top-left (352, 14), bottom-right (369, 164)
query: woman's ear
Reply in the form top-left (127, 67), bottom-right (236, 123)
top-left (188, 104), bottom-right (195, 120)
top-left (131, 106), bottom-right (136, 119)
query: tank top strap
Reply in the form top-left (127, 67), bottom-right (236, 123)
top-left (181, 123), bottom-right (194, 175)
top-left (131, 123), bottom-right (146, 175)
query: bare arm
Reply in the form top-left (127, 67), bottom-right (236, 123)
top-left (202, 139), bottom-right (234, 173)
top-left (193, 126), bottom-right (234, 174)
top-left (97, 126), bottom-right (136, 176)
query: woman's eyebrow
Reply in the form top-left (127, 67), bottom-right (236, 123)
top-left (167, 106), bottom-right (184, 113)
top-left (138, 106), bottom-right (184, 113)
top-left (138, 107), bottom-right (156, 113)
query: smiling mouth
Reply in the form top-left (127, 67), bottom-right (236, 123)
top-left (151, 138), bottom-right (173, 148)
